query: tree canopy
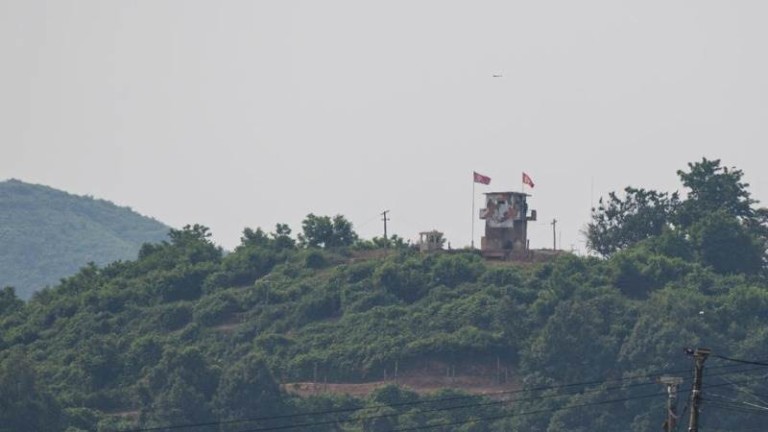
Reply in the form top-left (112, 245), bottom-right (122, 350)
top-left (587, 158), bottom-right (766, 275)
top-left (0, 179), bottom-right (169, 299)
top-left (298, 214), bottom-right (358, 248)
top-left (1, 160), bottom-right (768, 431)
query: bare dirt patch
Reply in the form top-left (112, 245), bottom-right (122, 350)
top-left (105, 409), bottom-right (140, 420)
top-left (211, 312), bottom-right (246, 332)
top-left (283, 361), bottom-right (520, 400)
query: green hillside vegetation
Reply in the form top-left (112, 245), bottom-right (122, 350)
top-left (1, 159), bottom-right (767, 431)
top-left (0, 180), bottom-right (169, 299)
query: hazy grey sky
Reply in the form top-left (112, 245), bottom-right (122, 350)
top-left (2, 1), bottom-right (766, 251)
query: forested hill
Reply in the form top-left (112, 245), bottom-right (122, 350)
top-left (1, 159), bottom-right (767, 431)
top-left (0, 179), bottom-right (169, 299)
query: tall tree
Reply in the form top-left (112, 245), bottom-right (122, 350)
top-left (587, 159), bottom-right (766, 274)
top-left (0, 349), bottom-right (62, 431)
top-left (0, 287), bottom-right (23, 317)
top-left (240, 227), bottom-right (271, 249)
top-left (239, 225), bottom-right (296, 251)
top-left (586, 187), bottom-right (678, 257)
top-left (271, 223), bottom-right (296, 250)
top-left (213, 353), bottom-right (285, 430)
top-left (140, 347), bottom-right (218, 427)
top-left (168, 224), bottom-right (222, 264)
top-left (675, 158), bottom-right (757, 228)
top-left (299, 214), bottom-right (358, 248)
top-left (689, 211), bottom-right (764, 275)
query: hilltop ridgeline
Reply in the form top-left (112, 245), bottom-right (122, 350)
top-left (0, 158), bottom-right (766, 431)
top-left (0, 179), bottom-right (169, 299)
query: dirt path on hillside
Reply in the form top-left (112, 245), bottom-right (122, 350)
top-left (283, 368), bottom-right (520, 399)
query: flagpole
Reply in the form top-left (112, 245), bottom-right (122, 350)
top-left (471, 176), bottom-right (475, 249)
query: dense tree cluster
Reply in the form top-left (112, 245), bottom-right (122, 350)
top-left (298, 214), bottom-right (359, 248)
top-left (1, 163), bottom-right (767, 431)
top-left (587, 158), bottom-right (767, 275)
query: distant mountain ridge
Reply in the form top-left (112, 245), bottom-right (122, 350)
top-left (0, 179), bottom-right (170, 299)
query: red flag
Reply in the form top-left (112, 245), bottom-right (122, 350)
top-left (473, 171), bottom-right (491, 185)
top-left (522, 172), bottom-right (535, 188)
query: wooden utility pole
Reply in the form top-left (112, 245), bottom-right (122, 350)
top-left (659, 376), bottom-right (683, 432)
top-left (381, 210), bottom-right (390, 242)
top-left (687, 348), bottom-right (711, 432)
top-left (551, 219), bottom-right (557, 250)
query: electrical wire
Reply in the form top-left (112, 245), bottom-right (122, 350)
top-left (674, 400), bottom-right (689, 432)
top-left (118, 369), bottom-right (673, 432)
top-left (661, 362), bottom-right (768, 432)
top-left (703, 394), bottom-right (768, 411)
top-left (673, 356), bottom-right (695, 432)
top-left (234, 400), bottom-right (505, 432)
top-left (235, 390), bottom-right (667, 432)
top-left (116, 374), bottom-right (643, 432)
top-left (713, 374), bottom-right (768, 406)
top-left (234, 380), bottom-right (668, 432)
top-left (387, 391), bottom-right (666, 432)
top-left (117, 361), bottom-right (768, 432)
top-left (712, 354), bottom-right (768, 367)
top-left (704, 400), bottom-right (768, 417)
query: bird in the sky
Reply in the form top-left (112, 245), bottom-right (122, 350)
top-left (492, 73), bottom-right (503, 78)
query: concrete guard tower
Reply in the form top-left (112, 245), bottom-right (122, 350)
top-left (479, 191), bottom-right (537, 258)
top-left (419, 230), bottom-right (445, 253)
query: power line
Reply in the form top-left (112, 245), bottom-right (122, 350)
top-left (704, 393), bottom-right (768, 411)
top-left (118, 363), bottom-right (768, 432)
top-left (675, 399), bottom-right (689, 432)
top-left (236, 380), bottom-right (669, 432)
top-left (713, 374), bottom-right (768, 406)
top-left (235, 399), bottom-right (506, 432)
top-left (236, 390), bottom-right (667, 432)
top-left (118, 370), bottom-right (675, 432)
top-left (388, 391), bottom-right (665, 432)
top-left (712, 354), bottom-right (768, 367)
top-left (379, 381), bottom-right (768, 432)
top-left (704, 400), bottom-right (768, 417)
